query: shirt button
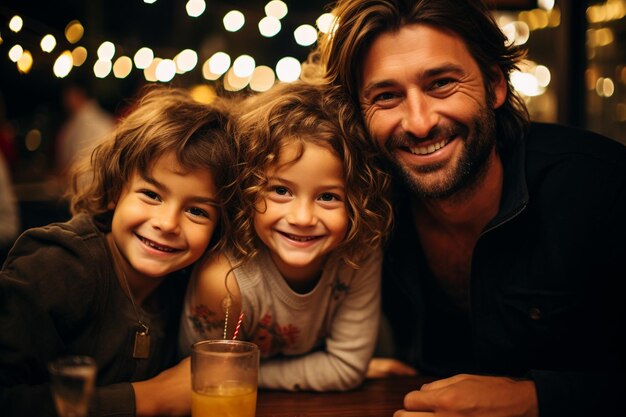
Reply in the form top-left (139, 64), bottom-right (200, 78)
top-left (529, 307), bottom-right (542, 320)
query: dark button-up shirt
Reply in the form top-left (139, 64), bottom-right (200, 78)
top-left (383, 122), bottom-right (626, 417)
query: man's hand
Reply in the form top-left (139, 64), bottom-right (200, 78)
top-left (132, 357), bottom-right (192, 417)
top-left (393, 374), bottom-right (538, 417)
top-left (367, 358), bottom-right (418, 379)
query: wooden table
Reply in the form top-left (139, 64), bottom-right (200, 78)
top-left (256, 376), bottom-right (435, 417)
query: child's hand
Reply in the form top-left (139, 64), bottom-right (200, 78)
top-left (132, 356), bottom-right (192, 416)
top-left (366, 357), bottom-right (417, 379)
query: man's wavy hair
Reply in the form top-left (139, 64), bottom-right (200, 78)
top-left (311, 0), bottom-right (530, 154)
top-left (231, 81), bottom-right (392, 268)
top-left (69, 85), bottom-right (237, 253)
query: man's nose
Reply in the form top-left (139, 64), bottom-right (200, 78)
top-left (401, 91), bottom-right (439, 139)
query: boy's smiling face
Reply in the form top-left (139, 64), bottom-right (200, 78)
top-left (109, 152), bottom-right (220, 289)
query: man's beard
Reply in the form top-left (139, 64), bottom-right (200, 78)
top-left (385, 105), bottom-right (497, 201)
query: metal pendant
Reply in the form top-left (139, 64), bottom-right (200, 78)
top-left (133, 328), bottom-right (150, 359)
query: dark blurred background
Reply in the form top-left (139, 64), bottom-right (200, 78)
top-left (0, 0), bottom-right (624, 256)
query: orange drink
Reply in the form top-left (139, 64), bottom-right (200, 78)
top-left (192, 383), bottom-right (257, 417)
top-left (191, 340), bottom-right (259, 417)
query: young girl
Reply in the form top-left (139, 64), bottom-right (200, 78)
top-left (179, 81), bottom-right (392, 391)
top-left (0, 86), bottom-right (237, 417)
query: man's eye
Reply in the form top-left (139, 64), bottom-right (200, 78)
top-left (373, 92), bottom-right (397, 103)
top-left (432, 78), bottom-right (456, 89)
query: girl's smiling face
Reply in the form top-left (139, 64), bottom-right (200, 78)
top-left (253, 141), bottom-right (349, 291)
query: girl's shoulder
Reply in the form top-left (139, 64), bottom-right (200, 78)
top-left (194, 251), bottom-right (241, 304)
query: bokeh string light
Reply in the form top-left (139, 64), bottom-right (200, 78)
top-left (1, 0), bottom-right (623, 99)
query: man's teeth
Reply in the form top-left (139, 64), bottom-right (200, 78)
top-left (408, 139), bottom-right (448, 155)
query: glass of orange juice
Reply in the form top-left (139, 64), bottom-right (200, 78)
top-left (191, 340), bottom-right (259, 417)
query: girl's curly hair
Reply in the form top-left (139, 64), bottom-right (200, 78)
top-left (230, 81), bottom-right (392, 268)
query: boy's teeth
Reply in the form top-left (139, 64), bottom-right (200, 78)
top-left (140, 236), bottom-right (175, 252)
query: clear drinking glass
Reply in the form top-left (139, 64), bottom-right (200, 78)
top-left (48, 355), bottom-right (97, 417)
top-left (191, 340), bottom-right (259, 417)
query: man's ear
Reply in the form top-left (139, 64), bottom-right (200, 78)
top-left (490, 66), bottom-right (507, 110)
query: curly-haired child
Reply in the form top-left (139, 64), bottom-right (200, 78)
top-left (180, 81), bottom-right (392, 392)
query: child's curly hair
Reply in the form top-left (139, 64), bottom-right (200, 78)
top-left (68, 85), bottom-right (237, 252)
top-left (230, 81), bottom-right (392, 268)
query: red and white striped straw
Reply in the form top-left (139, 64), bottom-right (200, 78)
top-left (232, 312), bottom-right (244, 340)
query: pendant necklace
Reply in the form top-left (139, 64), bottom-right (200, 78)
top-left (120, 267), bottom-right (151, 359)
top-left (112, 242), bottom-right (151, 359)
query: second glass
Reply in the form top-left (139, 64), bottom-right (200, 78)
top-left (48, 355), bottom-right (97, 417)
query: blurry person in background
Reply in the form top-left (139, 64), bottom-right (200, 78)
top-left (0, 150), bottom-right (20, 260)
top-left (0, 93), bottom-right (18, 172)
top-left (55, 78), bottom-right (116, 182)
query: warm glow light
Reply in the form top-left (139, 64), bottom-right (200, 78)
top-left (250, 65), bottom-right (276, 92)
top-left (9, 16), bottom-right (23, 33)
top-left (502, 21), bottom-right (529, 46)
top-left (97, 41), bottom-right (116, 60)
top-left (113, 56), bottom-right (133, 78)
top-left (174, 49), bottom-right (198, 73)
top-left (202, 60), bottom-right (221, 81)
top-left (276, 57), bottom-right (301, 82)
top-left (294, 24), bottom-right (318, 46)
top-left (25, 129), bottom-right (42, 151)
top-left (587, 3), bottom-right (626, 23)
top-left (186, 0), bottom-right (206, 18)
top-left (316, 13), bottom-right (336, 34)
top-left (17, 50), bottom-right (33, 74)
top-left (596, 77), bottom-right (615, 97)
top-left (156, 59), bottom-right (176, 82)
top-left (54, 51), bottom-right (74, 78)
top-left (510, 71), bottom-right (542, 97)
top-left (65, 21), bottom-right (84, 44)
top-left (190, 84), bottom-right (216, 104)
top-left (134, 47), bottom-right (154, 69)
top-left (72, 46), bottom-right (88, 66)
top-left (259, 16), bottom-right (281, 37)
top-left (144, 58), bottom-right (160, 82)
top-left (224, 67), bottom-right (250, 91)
top-left (596, 28), bottom-right (614, 47)
top-left (265, 1), bottom-right (288, 19)
top-left (93, 59), bottom-right (112, 78)
top-left (534, 65), bottom-right (551, 87)
top-left (224, 10), bottom-right (245, 32)
top-left (8, 44), bottom-right (23, 62)
top-left (233, 55), bottom-right (255, 78)
top-left (41, 34), bottom-right (56, 52)
top-left (208, 52), bottom-right (231, 75)
top-left (538, 0), bottom-right (555, 11)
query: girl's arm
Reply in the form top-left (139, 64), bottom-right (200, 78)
top-left (259, 249), bottom-right (382, 392)
top-left (180, 253), bottom-right (242, 350)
